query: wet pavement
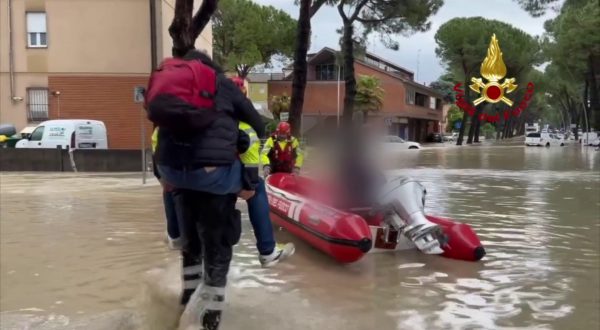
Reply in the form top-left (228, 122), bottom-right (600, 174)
top-left (1, 144), bottom-right (599, 330)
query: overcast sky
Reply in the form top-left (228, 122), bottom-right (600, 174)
top-left (252, 0), bottom-right (560, 85)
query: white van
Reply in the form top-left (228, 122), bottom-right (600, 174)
top-left (525, 132), bottom-right (565, 147)
top-left (15, 120), bottom-right (108, 149)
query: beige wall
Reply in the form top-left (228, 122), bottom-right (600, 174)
top-left (47, 0), bottom-right (151, 74)
top-left (0, 73), bottom-right (48, 128)
top-left (0, 0), bottom-right (213, 130)
top-left (158, 0), bottom-right (213, 60)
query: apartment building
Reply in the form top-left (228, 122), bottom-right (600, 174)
top-left (0, 0), bottom-right (212, 149)
top-left (269, 47), bottom-right (444, 142)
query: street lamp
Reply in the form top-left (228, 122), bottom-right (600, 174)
top-left (51, 91), bottom-right (61, 119)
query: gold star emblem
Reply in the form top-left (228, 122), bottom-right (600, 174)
top-left (469, 34), bottom-right (517, 106)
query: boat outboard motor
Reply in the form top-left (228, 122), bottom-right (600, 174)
top-left (374, 176), bottom-right (447, 254)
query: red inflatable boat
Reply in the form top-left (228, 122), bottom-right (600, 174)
top-left (266, 173), bottom-right (485, 263)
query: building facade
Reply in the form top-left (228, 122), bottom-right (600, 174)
top-left (0, 0), bottom-right (212, 149)
top-left (268, 48), bottom-right (444, 142)
top-left (246, 72), bottom-right (284, 113)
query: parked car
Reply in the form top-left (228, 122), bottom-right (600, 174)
top-left (426, 133), bottom-right (443, 143)
top-left (525, 132), bottom-right (565, 147)
top-left (382, 135), bottom-right (421, 149)
top-left (15, 119), bottom-right (108, 149)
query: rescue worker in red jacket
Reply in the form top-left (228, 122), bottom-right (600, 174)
top-left (261, 122), bottom-right (304, 176)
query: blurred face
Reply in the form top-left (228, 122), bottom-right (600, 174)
top-left (277, 133), bottom-right (287, 140)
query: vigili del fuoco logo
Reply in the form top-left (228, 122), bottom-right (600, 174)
top-left (453, 34), bottom-right (534, 123)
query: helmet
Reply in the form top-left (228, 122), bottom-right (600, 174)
top-left (275, 122), bottom-right (291, 139)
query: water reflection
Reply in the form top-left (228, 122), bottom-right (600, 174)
top-left (0, 146), bottom-right (598, 329)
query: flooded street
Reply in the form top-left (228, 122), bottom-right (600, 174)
top-left (1, 145), bottom-right (599, 330)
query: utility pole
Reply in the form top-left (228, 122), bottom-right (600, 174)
top-left (337, 64), bottom-right (341, 129)
top-left (416, 49), bottom-right (421, 82)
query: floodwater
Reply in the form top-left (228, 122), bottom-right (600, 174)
top-left (1, 144), bottom-right (599, 330)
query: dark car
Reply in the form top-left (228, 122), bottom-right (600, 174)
top-left (427, 133), bottom-right (443, 143)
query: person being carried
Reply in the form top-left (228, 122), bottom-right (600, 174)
top-left (145, 49), bottom-right (264, 330)
top-left (261, 122), bottom-right (304, 176)
top-left (231, 77), bottom-right (295, 267)
top-left (151, 126), bottom-right (180, 250)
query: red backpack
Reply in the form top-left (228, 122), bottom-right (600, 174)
top-left (145, 57), bottom-right (218, 131)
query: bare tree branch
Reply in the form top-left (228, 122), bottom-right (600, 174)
top-left (191, 0), bottom-right (219, 43)
top-left (309, 0), bottom-right (327, 18)
top-left (337, 1), bottom-right (349, 23)
top-left (349, 0), bottom-right (369, 22)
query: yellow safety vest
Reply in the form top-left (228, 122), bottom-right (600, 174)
top-left (151, 127), bottom-right (158, 154)
top-left (239, 122), bottom-right (260, 167)
top-left (260, 136), bottom-right (304, 168)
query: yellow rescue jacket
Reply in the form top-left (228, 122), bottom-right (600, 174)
top-left (261, 135), bottom-right (304, 168)
top-left (151, 127), bottom-right (158, 154)
top-left (239, 122), bottom-right (260, 167)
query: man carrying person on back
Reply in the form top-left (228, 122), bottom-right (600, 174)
top-left (145, 49), bottom-right (264, 330)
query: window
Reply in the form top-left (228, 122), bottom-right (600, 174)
top-left (415, 92), bottom-right (428, 107)
top-left (435, 98), bottom-right (442, 110)
top-left (405, 89), bottom-right (415, 105)
top-left (30, 126), bottom-right (45, 141)
top-left (315, 64), bottom-right (342, 81)
top-left (27, 12), bottom-right (47, 48)
top-left (429, 97), bottom-right (436, 110)
top-left (27, 88), bottom-right (49, 122)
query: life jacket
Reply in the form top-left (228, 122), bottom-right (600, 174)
top-left (271, 136), bottom-right (295, 173)
top-left (144, 57), bottom-right (217, 131)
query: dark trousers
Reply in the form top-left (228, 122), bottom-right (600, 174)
top-left (172, 189), bottom-right (241, 306)
top-left (162, 190), bottom-right (180, 239)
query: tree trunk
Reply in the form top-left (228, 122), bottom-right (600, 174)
top-left (169, 0), bottom-right (195, 57)
top-left (583, 79), bottom-right (591, 132)
top-left (474, 116), bottom-right (481, 142)
top-left (466, 111), bottom-right (476, 144)
top-left (516, 116), bottom-right (525, 136)
top-left (288, 0), bottom-right (311, 136)
top-left (456, 78), bottom-right (470, 146)
top-left (503, 116), bottom-right (511, 138)
top-left (588, 55), bottom-right (600, 130)
top-left (341, 22), bottom-right (357, 128)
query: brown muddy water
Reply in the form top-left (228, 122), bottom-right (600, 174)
top-left (1, 144), bottom-right (599, 330)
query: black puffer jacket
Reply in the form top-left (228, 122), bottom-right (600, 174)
top-left (154, 50), bottom-right (265, 169)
